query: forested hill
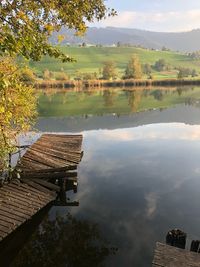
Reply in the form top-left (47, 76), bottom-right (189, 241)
top-left (50, 27), bottom-right (200, 52)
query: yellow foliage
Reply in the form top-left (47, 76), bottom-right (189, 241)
top-left (0, 58), bottom-right (37, 169)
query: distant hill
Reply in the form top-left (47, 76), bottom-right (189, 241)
top-left (30, 46), bottom-right (200, 79)
top-left (50, 27), bottom-right (200, 52)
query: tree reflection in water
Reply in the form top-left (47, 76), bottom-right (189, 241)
top-left (11, 213), bottom-right (117, 267)
top-left (103, 90), bottom-right (117, 107)
top-left (127, 90), bottom-right (142, 112)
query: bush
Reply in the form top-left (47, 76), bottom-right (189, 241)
top-left (153, 59), bottom-right (169, 71)
top-left (19, 67), bottom-right (36, 84)
top-left (56, 72), bottom-right (69, 81)
top-left (102, 61), bottom-right (118, 80)
top-left (177, 67), bottom-right (198, 78)
top-left (43, 69), bottom-right (54, 80)
top-left (82, 72), bottom-right (97, 80)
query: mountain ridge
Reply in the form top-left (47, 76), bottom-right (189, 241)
top-left (50, 27), bottom-right (200, 52)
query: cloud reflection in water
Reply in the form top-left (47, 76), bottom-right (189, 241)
top-left (69, 122), bottom-right (200, 266)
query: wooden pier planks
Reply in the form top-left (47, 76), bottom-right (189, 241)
top-left (0, 180), bottom-right (56, 241)
top-left (16, 134), bottom-right (83, 172)
top-left (0, 134), bottom-right (83, 242)
top-left (152, 242), bottom-right (200, 267)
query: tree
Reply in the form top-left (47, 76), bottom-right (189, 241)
top-left (124, 55), bottom-right (142, 79)
top-left (103, 90), bottom-right (117, 107)
top-left (188, 51), bottom-right (200, 60)
top-left (82, 42), bottom-right (87, 47)
top-left (151, 90), bottom-right (164, 101)
top-left (177, 69), bottom-right (184, 79)
top-left (102, 61), bottom-right (118, 80)
top-left (0, 1), bottom-right (116, 172)
top-left (162, 46), bottom-right (170, 51)
top-left (82, 72), bottom-right (97, 80)
top-left (0, 58), bottom-right (37, 170)
top-left (154, 59), bottom-right (167, 72)
top-left (191, 69), bottom-right (198, 77)
top-left (0, 1), bottom-right (116, 62)
top-left (177, 67), bottom-right (196, 79)
top-left (143, 63), bottom-right (152, 76)
top-left (43, 69), bottom-right (54, 80)
top-left (126, 90), bottom-right (142, 112)
top-left (56, 72), bottom-right (69, 81)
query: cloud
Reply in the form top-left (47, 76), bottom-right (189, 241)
top-left (83, 123), bottom-right (200, 142)
top-left (145, 192), bottom-right (159, 218)
top-left (92, 9), bottom-right (200, 32)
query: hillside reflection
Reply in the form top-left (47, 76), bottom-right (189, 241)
top-left (37, 86), bottom-right (200, 118)
top-left (11, 213), bottom-right (117, 267)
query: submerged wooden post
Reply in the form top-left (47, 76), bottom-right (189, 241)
top-left (190, 240), bottom-right (200, 252)
top-left (166, 229), bottom-right (187, 249)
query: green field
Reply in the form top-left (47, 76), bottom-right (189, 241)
top-left (29, 46), bottom-right (200, 79)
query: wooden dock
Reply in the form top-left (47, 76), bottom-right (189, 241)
top-left (0, 134), bottom-right (83, 242)
top-left (152, 242), bottom-right (200, 267)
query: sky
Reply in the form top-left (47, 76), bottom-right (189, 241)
top-left (90, 0), bottom-right (200, 32)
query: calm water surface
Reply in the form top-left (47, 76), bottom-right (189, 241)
top-left (9, 87), bottom-right (200, 266)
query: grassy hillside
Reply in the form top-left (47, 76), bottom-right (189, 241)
top-left (29, 46), bottom-right (200, 79)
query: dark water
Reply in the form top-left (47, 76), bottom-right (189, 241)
top-left (9, 87), bottom-right (200, 266)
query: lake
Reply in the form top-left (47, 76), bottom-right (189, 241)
top-left (9, 86), bottom-right (200, 266)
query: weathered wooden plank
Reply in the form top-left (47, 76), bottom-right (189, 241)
top-left (32, 142), bottom-right (82, 156)
top-left (23, 153), bottom-right (61, 169)
top-left (17, 157), bottom-right (48, 170)
top-left (18, 170), bottom-right (77, 180)
top-left (0, 180), bottom-right (53, 220)
top-left (30, 146), bottom-right (81, 163)
top-left (0, 186), bottom-right (47, 206)
top-left (35, 134), bottom-right (82, 142)
top-left (42, 134), bottom-right (82, 138)
top-left (36, 141), bottom-right (82, 151)
top-left (24, 151), bottom-right (77, 169)
top-left (0, 190), bottom-right (42, 211)
top-left (0, 225), bottom-right (11, 235)
top-left (0, 219), bottom-right (18, 231)
top-left (5, 180), bottom-right (51, 201)
top-left (0, 210), bottom-right (22, 224)
top-left (1, 199), bottom-right (37, 216)
top-left (3, 186), bottom-right (48, 205)
top-left (26, 148), bottom-right (80, 166)
top-left (36, 139), bottom-right (82, 152)
top-left (29, 179), bottom-right (60, 192)
top-left (0, 206), bottom-right (27, 221)
top-left (35, 133), bottom-right (82, 142)
top-left (0, 230), bottom-right (7, 239)
top-left (152, 242), bottom-right (200, 267)
top-left (22, 165), bottom-right (77, 173)
top-left (12, 179), bottom-right (55, 200)
top-left (0, 213), bottom-right (21, 226)
top-left (21, 179), bottom-right (56, 197)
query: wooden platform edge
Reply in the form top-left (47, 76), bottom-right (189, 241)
top-left (0, 133), bottom-right (83, 243)
top-left (152, 242), bottom-right (200, 267)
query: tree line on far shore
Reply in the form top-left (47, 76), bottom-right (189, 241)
top-left (29, 55), bottom-right (199, 82)
top-left (100, 56), bottom-right (199, 81)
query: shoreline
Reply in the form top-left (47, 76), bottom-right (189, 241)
top-left (35, 78), bottom-right (200, 89)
